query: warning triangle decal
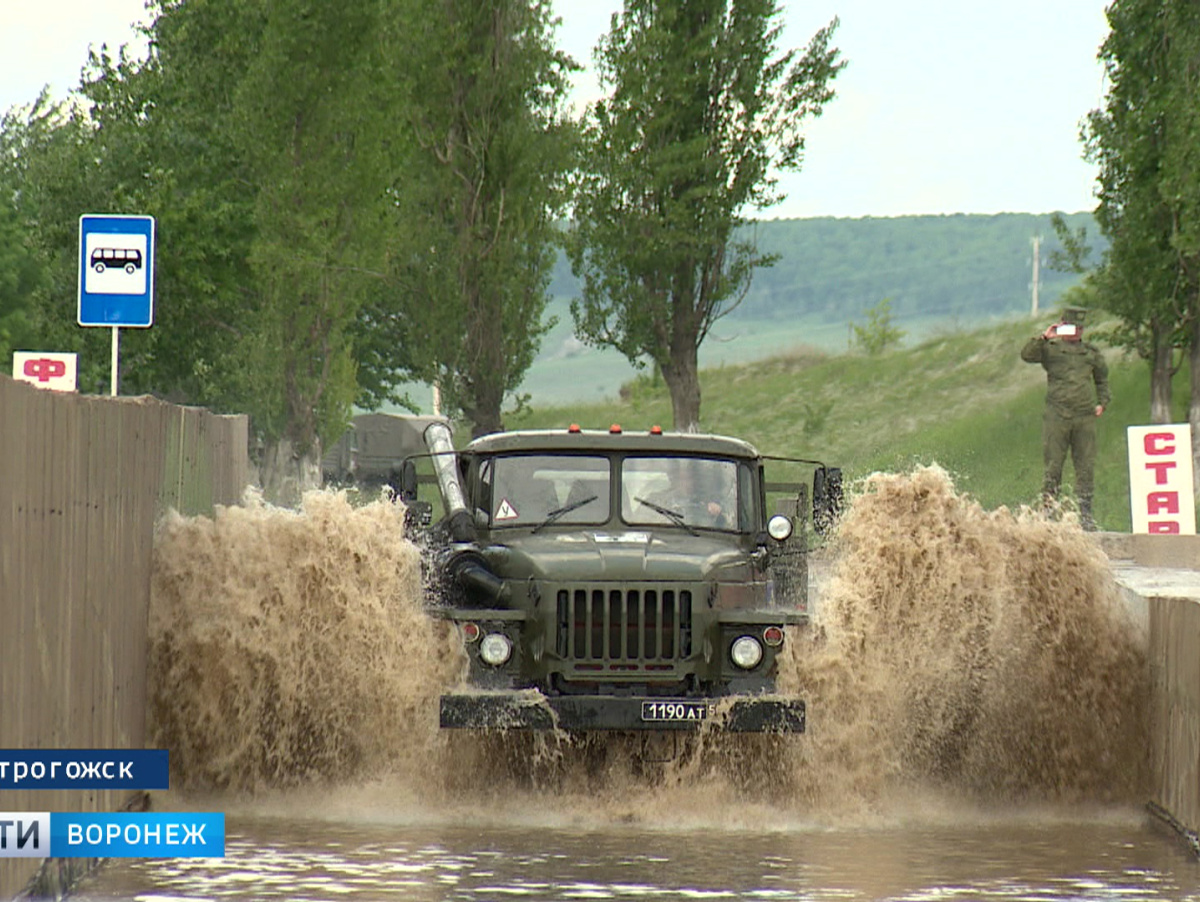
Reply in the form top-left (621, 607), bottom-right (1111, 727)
top-left (495, 498), bottom-right (519, 521)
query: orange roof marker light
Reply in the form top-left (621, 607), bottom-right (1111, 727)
top-left (609, 424), bottom-right (622, 434)
top-left (568, 423), bottom-right (582, 433)
top-left (649, 425), bottom-right (663, 435)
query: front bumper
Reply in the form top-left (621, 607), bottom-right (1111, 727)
top-left (439, 692), bottom-right (805, 732)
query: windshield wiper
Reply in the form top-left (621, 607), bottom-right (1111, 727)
top-left (633, 497), bottom-right (699, 536)
top-left (531, 494), bottom-right (598, 534)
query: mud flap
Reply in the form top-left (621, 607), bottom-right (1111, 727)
top-left (439, 693), bottom-right (805, 733)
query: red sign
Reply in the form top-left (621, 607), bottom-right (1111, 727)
top-left (12, 352), bottom-right (78, 392)
top-left (1127, 425), bottom-right (1196, 534)
top-left (23, 358), bottom-right (66, 382)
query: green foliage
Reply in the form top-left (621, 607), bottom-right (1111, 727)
top-left (567, 0), bottom-right (843, 431)
top-left (0, 186), bottom-right (43, 353)
top-left (364, 0), bottom-right (577, 437)
top-left (851, 298), bottom-right (905, 356)
top-left (1083, 0), bottom-right (1200, 420)
top-left (0, 6), bottom-right (269, 400)
top-left (226, 0), bottom-right (386, 451)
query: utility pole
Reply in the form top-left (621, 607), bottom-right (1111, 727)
top-left (1031, 235), bottom-right (1041, 316)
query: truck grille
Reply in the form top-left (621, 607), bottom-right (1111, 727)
top-left (555, 585), bottom-right (694, 663)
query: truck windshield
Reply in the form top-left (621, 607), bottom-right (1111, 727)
top-left (486, 454), bottom-right (610, 527)
top-left (622, 456), bottom-right (747, 531)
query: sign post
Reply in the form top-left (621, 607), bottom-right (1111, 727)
top-left (78, 214), bottom-right (155, 395)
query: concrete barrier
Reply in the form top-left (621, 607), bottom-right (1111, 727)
top-left (1148, 594), bottom-right (1200, 852)
top-left (0, 376), bottom-right (250, 899)
top-left (1102, 531), bottom-right (1200, 852)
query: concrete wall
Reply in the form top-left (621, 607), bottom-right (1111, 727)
top-left (1149, 594), bottom-right (1200, 847)
top-left (1102, 531), bottom-right (1200, 851)
top-left (0, 375), bottom-right (250, 899)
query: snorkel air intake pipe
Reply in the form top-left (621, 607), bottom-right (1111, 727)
top-left (423, 420), bottom-right (507, 604)
top-left (424, 421), bottom-right (467, 514)
top-left (424, 421), bottom-right (475, 542)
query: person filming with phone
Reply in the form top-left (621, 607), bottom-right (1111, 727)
top-left (1020, 305), bottom-right (1111, 530)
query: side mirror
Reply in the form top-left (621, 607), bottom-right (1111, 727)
top-left (813, 466), bottom-right (843, 534)
top-left (398, 459), bottom-right (419, 503)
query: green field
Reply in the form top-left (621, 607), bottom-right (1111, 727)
top-left (517, 299), bottom-right (1025, 407)
top-left (505, 315), bottom-right (1182, 533)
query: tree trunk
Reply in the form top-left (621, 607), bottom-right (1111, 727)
top-left (258, 436), bottom-right (322, 509)
top-left (466, 390), bottom-right (505, 438)
top-left (661, 351), bottom-right (701, 432)
top-left (461, 282), bottom-right (506, 438)
top-left (1150, 321), bottom-right (1173, 424)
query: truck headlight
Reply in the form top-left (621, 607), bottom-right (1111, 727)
top-left (479, 633), bottom-right (513, 666)
top-left (767, 514), bottom-right (793, 541)
top-left (730, 635), bottom-right (763, 670)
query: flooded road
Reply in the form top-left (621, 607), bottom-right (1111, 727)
top-left (70, 806), bottom-right (1200, 901)
top-left (102, 469), bottom-right (1189, 901)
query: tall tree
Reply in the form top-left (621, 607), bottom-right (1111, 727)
top-left (567, 0), bottom-right (842, 431)
top-left (1155, 2), bottom-right (1200, 482)
top-left (367, 0), bottom-right (577, 437)
top-left (1085, 0), bottom-right (1195, 425)
top-left (230, 0), bottom-right (389, 499)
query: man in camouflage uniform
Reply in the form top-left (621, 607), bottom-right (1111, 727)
top-left (1021, 306), bottom-right (1111, 529)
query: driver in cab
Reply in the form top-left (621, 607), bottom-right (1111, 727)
top-left (641, 461), bottom-right (731, 529)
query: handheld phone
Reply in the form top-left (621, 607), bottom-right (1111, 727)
top-left (1054, 323), bottom-right (1078, 337)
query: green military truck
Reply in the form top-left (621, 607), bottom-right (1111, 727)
top-left (399, 422), bottom-right (840, 734)
top-left (322, 412), bottom-right (453, 492)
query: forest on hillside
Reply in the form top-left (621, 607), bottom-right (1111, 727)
top-left (548, 211), bottom-right (1098, 327)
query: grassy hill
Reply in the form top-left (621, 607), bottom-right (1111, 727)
top-left (391, 213), bottom-right (1097, 408)
top-left (505, 315), bottom-right (1180, 533)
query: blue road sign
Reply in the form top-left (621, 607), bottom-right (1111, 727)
top-left (78, 214), bottom-right (155, 328)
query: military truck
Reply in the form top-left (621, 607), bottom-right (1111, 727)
top-left (398, 422), bottom-right (840, 734)
top-left (322, 412), bottom-right (452, 492)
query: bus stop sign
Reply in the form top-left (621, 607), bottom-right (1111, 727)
top-left (78, 214), bottom-right (155, 328)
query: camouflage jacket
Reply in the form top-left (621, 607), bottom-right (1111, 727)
top-left (1021, 336), bottom-right (1112, 417)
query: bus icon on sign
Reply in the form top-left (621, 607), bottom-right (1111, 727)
top-left (90, 247), bottom-right (143, 274)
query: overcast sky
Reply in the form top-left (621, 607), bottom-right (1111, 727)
top-left (1, 0), bottom-right (1110, 220)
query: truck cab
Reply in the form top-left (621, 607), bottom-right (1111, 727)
top-left (403, 423), bottom-right (839, 733)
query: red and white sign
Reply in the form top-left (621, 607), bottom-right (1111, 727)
top-left (1127, 424), bottom-right (1196, 535)
top-left (12, 352), bottom-right (78, 392)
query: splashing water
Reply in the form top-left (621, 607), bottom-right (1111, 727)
top-left (774, 466), bottom-right (1148, 811)
top-left (149, 489), bottom-right (462, 793)
top-left (149, 469), bottom-right (1147, 820)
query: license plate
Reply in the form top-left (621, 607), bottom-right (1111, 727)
top-left (641, 700), bottom-right (710, 722)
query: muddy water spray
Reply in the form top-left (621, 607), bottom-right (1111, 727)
top-left (776, 466), bottom-right (1148, 809)
top-left (149, 470), bottom-right (1147, 816)
top-left (149, 490), bottom-right (462, 792)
